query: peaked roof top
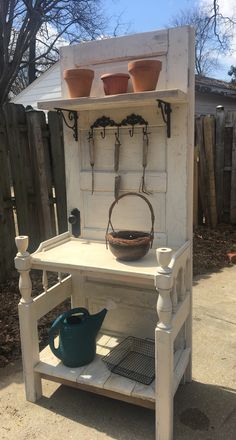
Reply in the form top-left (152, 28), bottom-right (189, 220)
top-left (195, 74), bottom-right (236, 98)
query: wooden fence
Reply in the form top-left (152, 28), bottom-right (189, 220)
top-left (1, 104), bottom-right (236, 281)
top-left (0, 103), bottom-right (67, 282)
top-left (194, 108), bottom-right (236, 228)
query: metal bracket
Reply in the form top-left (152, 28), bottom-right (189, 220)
top-left (55, 108), bottom-right (78, 141)
top-left (157, 100), bottom-right (172, 138)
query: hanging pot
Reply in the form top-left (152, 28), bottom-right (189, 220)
top-left (105, 192), bottom-right (155, 261)
top-left (101, 73), bottom-right (130, 95)
top-left (63, 68), bottom-right (94, 98)
top-left (128, 59), bottom-right (162, 92)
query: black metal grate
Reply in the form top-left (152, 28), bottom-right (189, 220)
top-left (102, 336), bottom-right (155, 385)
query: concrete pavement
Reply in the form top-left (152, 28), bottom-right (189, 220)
top-left (0, 266), bottom-right (235, 439)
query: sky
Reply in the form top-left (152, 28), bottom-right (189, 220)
top-left (103, 0), bottom-right (236, 81)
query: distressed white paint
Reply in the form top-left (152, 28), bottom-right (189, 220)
top-left (16, 25), bottom-right (194, 440)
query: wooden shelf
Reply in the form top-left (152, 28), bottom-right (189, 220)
top-left (34, 332), bottom-right (190, 408)
top-left (37, 89), bottom-right (187, 112)
top-left (31, 232), bottom-right (163, 282)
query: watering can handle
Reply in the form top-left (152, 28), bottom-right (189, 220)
top-left (49, 307), bottom-right (90, 356)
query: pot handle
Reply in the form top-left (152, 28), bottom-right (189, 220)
top-left (105, 192), bottom-right (155, 247)
top-left (49, 308), bottom-right (90, 356)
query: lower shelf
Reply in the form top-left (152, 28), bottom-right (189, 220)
top-left (34, 332), bottom-right (190, 409)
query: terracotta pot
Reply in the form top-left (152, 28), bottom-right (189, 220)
top-left (227, 252), bottom-right (236, 264)
top-left (128, 59), bottom-right (162, 92)
top-left (63, 68), bottom-right (94, 98)
top-left (101, 73), bottom-right (130, 95)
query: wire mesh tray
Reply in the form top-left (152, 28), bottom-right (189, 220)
top-left (102, 336), bottom-right (155, 385)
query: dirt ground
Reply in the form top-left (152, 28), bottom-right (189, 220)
top-left (0, 225), bottom-right (236, 369)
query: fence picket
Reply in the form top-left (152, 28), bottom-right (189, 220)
top-left (230, 112), bottom-right (236, 224)
top-left (26, 110), bottom-right (56, 240)
top-left (203, 115), bottom-right (217, 228)
top-left (0, 109), bottom-right (16, 280)
top-left (215, 107), bottom-right (225, 222)
top-left (48, 111), bottom-right (67, 234)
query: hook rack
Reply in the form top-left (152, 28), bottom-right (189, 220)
top-left (89, 113), bottom-right (149, 139)
top-left (55, 108), bottom-right (78, 141)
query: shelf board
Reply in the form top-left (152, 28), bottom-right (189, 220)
top-left (35, 332), bottom-right (156, 409)
top-left (37, 89), bottom-right (187, 112)
top-left (34, 332), bottom-right (190, 407)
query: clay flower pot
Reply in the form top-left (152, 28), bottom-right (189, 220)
top-left (63, 68), bottom-right (94, 98)
top-left (128, 59), bottom-right (162, 92)
top-left (101, 73), bottom-right (130, 95)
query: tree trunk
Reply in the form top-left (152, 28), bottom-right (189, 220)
top-left (28, 38), bottom-right (36, 84)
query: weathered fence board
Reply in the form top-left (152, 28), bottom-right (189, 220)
top-left (215, 107), bottom-right (225, 221)
top-left (231, 112), bottom-right (236, 224)
top-left (4, 104), bottom-right (32, 236)
top-left (0, 109), bottom-right (16, 281)
top-left (48, 111), bottom-right (67, 234)
top-left (195, 109), bottom-right (236, 227)
top-left (26, 110), bottom-right (56, 240)
top-left (203, 115), bottom-right (217, 228)
top-left (195, 116), bottom-right (211, 225)
top-left (0, 104), bottom-right (67, 281)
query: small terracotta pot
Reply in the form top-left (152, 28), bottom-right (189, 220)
top-left (63, 68), bottom-right (94, 98)
top-left (101, 73), bottom-right (130, 95)
top-left (128, 59), bottom-right (162, 92)
top-left (227, 252), bottom-right (236, 264)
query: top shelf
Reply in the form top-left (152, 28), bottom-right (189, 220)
top-left (37, 89), bottom-right (187, 112)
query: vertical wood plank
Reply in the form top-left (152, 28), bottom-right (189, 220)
top-left (195, 116), bottom-right (211, 225)
top-left (26, 110), bottom-right (56, 240)
top-left (3, 104), bottom-right (31, 236)
top-left (193, 145), bottom-right (199, 228)
top-left (229, 112), bottom-right (236, 224)
top-left (215, 107), bottom-right (225, 222)
top-left (0, 110), bottom-right (16, 279)
top-left (203, 115), bottom-right (217, 228)
top-left (3, 103), bottom-right (42, 251)
top-left (48, 111), bottom-right (67, 233)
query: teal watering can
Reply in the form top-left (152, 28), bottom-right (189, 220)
top-left (49, 307), bottom-right (107, 367)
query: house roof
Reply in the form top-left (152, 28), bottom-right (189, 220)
top-left (195, 74), bottom-right (236, 98)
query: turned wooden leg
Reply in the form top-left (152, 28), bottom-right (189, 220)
top-left (15, 236), bottom-right (42, 402)
top-left (155, 247), bottom-right (174, 440)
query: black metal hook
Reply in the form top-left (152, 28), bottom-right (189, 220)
top-left (115, 126), bottom-right (120, 143)
top-left (100, 126), bottom-right (106, 139)
top-left (129, 125), bottom-right (134, 137)
top-left (157, 99), bottom-right (172, 138)
top-left (143, 124), bottom-right (149, 143)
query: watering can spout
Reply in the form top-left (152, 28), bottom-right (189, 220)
top-left (89, 308), bottom-right (107, 334)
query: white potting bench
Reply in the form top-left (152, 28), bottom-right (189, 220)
top-left (15, 26), bottom-right (194, 440)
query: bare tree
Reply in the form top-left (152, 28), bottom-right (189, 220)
top-left (0, 0), bottom-right (106, 105)
top-left (170, 4), bottom-right (234, 76)
top-left (228, 65), bottom-right (236, 84)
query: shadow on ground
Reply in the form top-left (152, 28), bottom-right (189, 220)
top-left (35, 380), bottom-right (236, 440)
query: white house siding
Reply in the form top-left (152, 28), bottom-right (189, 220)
top-left (12, 63), bottom-right (61, 109)
top-left (195, 91), bottom-right (236, 115)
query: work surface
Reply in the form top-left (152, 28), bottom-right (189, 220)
top-left (1, 266), bottom-right (235, 440)
top-left (32, 236), bottom-right (162, 280)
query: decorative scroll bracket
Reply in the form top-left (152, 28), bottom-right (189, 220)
top-left (157, 100), bottom-right (172, 138)
top-left (55, 108), bottom-right (78, 141)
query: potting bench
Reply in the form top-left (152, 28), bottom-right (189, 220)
top-left (15, 26), bottom-right (195, 440)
